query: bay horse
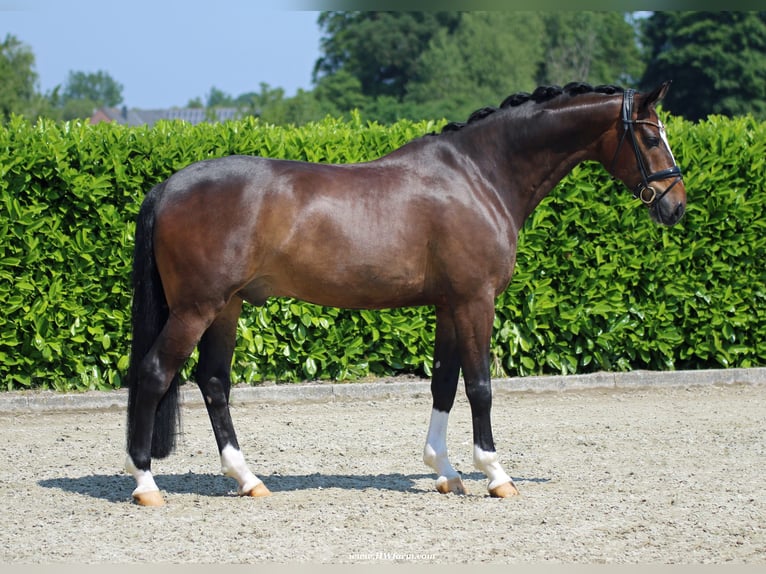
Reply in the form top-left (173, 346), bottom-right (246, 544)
top-left (125, 82), bottom-right (685, 506)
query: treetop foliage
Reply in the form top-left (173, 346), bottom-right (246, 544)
top-left (1, 12), bottom-right (764, 125)
top-left (0, 34), bottom-right (37, 120)
top-left (312, 11), bottom-right (644, 123)
top-left (640, 11), bottom-right (766, 121)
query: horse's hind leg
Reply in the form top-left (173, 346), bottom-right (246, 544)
top-left (423, 306), bottom-right (468, 495)
top-left (196, 296), bottom-right (270, 497)
top-left (126, 312), bottom-right (209, 506)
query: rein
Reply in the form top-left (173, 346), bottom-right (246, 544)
top-left (611, 89), bottom-right (683, 207)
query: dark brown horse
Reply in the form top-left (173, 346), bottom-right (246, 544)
top-left (125, 82), bottom-right (685, 506)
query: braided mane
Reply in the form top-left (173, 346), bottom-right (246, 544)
top-left (437, 82), bottom-right (624, 134)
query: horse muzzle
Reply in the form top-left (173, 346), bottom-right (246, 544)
top-left (639, 178), bottom-right (686, 226)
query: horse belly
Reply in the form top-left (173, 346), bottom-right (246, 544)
top-left (257, 244), bottom-right (430, 309)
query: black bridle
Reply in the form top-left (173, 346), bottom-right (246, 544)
top-left (611, 88), bottom-right (683, 207)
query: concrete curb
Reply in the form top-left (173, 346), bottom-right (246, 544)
top-left (1, 367), bottom-right (764, 413)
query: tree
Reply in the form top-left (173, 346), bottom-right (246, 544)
top-left (405, 12), bottom-right (546, 121)
top-left (313, 69), bottom-right (366, 115)
top-left (62, 70), bottom-right (123, 106)
top-left (311, 11), bottom-right (645, 123)
top-left (258, 88), bottom-right (332, 125)
top-left (538, 12), bottom-right (644, 87)
top-left (56, 70), bottom-right (124, 120)
top-left (314, 12), bottom-right (461, 101)
top-left (235, 83), bottom-right (287, 116)
top-left (187, 83), bottom-right (333, 126)
top-left (0, 34), bottom-right (38, 119)
top-left (205, 86), bottom-right (234, 108)
top-left (640, 12), bottom-right (766, 120)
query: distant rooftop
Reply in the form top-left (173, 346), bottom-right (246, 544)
top-left (91, 106), bottom-right (242, 127)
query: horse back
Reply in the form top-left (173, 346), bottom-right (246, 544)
top-left (152, 153), bottom-right (515, 310)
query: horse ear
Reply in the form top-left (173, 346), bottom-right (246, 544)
top-left (640, 81), bottom-right (672, 111)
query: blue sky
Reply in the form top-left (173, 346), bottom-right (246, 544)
top-left (1, 1), bottom-right (322, 109)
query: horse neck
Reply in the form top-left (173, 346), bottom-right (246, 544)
top-left (450, 96), bottom-right (620, 230)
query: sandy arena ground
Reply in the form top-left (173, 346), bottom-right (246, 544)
top-left (0, 381), bottom-right (763, 564)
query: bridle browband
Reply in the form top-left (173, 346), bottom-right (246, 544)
top-left (611, 88), bottom-right (683, 207)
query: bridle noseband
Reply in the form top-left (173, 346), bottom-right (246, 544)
top-left (611, 88), bottom-right (683, 207)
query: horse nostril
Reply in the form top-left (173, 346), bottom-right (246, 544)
top-left (674, 202), bottom-right (685, 220)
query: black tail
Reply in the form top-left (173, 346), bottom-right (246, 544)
top-left (126, 182), bottom-right (180, 459)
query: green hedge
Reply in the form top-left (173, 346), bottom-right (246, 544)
top-left (0, 112), bottom-right (764, 391)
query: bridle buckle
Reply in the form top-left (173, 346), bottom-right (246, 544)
top-left (636, 185), bottom-right (657, 205)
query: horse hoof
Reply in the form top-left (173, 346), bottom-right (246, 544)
top-left (436, 476), bottom-right (468, 495)
top-left (133, 490), bottom-right (166, 507)
top-left (244, 482), bottom-right (271, 498)
top-left (489, 481), bottom-right (520, 498)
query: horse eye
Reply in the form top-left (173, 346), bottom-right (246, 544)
top-left (645, 136), bottom-right (661, 148)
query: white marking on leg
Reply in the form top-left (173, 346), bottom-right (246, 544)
top-left (221, 444), bottom-right (262, 495)
top-left (125, 455), bottom-right (160, 496)
top-left (473, 445), bottom-right (513, 491)
top-left (423, 409), bottom-right (460, 488)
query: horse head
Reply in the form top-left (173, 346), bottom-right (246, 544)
top-left (608, 82), bottom-right (686, 226)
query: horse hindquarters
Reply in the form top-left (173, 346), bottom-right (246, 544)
top-left (124, 184), bottom-right (221, 505)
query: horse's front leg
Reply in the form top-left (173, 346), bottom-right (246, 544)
top-left (454, 298), bottom-right (519, 498)
top-left (423, 307), bottom-right (468, 495)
